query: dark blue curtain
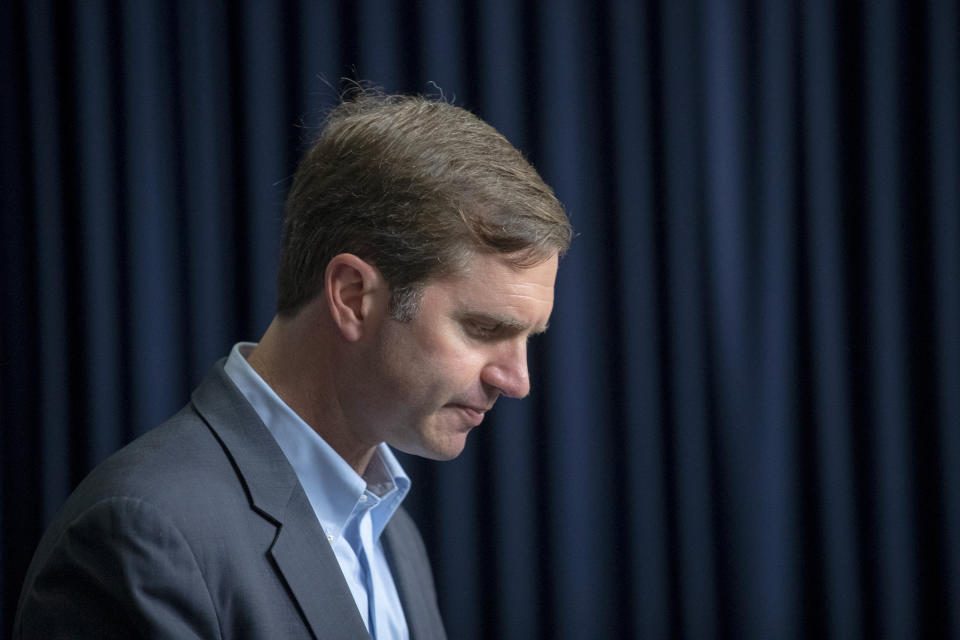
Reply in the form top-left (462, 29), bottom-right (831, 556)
top-left (2, 1), bottom-right (958, 638)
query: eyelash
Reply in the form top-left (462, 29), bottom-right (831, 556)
top-left (468, 322), bottom-right (499, 339)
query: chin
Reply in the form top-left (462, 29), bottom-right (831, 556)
top-left (395, 431), bottom-right (470, 461)
top-left (425, 445), bottom-right (466, 461)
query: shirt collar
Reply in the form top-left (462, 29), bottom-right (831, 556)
top-left (223, 342), bottom-right (410, 542)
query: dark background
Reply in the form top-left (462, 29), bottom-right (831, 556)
top-left (2, 1), bottom-right (958, 638)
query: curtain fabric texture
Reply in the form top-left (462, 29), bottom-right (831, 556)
top-left (2, 1), bottom-right (957, 638)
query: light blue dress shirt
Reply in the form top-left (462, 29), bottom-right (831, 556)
top-left (225, 343), bottom-right (411, 639)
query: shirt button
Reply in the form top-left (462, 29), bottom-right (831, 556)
top-left (359, 494), bottom-right (367, 503)
top-left (326, 533), bottom-right (335, 542)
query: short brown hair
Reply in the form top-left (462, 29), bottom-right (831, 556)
top-left (277, 92), bottom-right (572, 320)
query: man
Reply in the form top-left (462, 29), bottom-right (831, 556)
top-left (13, 92), bottom-right (571, 639)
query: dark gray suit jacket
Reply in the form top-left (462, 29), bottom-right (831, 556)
top-left (14, 362), bottom-right (447, 639)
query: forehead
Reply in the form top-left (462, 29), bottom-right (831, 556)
top-left (426, 252), bottom-right (559, 330)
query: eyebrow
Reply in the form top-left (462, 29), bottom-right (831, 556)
top-left (463, 312), bottom-right (550, 336)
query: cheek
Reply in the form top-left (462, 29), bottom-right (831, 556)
top-left (448, 350), bottom-right (482, 376)
top-left (380, 321), bottom-right (480, 394)
top-left (403, 325), bottom-right (464, 370)
top-left (403, 347), bottom-right (476, 403)
top-left (377, 333), bottom-right (448, 397)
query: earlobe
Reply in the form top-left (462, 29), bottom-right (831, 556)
top-left (324, 254), bottom-right (387, 342)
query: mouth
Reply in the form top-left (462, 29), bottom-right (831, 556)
top-left (448, 403), bottom-right (489, 427)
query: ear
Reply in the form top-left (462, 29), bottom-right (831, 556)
top-left (324, 254), bottom-right (389, 342)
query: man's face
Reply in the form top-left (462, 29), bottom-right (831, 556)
top-left (356, 252), bottom-right (558, 460)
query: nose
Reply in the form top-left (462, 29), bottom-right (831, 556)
top-left (481, 340), bottom-right (530, 399)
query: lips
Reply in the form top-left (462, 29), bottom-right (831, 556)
top-left (448, 403), bottom-right (489, 426)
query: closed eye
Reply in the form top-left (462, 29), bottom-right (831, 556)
top-left (460, 312), bottom-right (541, 342)
top-left (466, 320), bottom-right (502, 340)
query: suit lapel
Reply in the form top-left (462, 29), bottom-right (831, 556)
top-left (383, 510), bottom-right (447, 640)
top-left (269, 488), bottom-right (369, 639)
top-left (191, 363), bottom-right (370, 639)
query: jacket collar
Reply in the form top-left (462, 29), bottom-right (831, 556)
top-left (191, 361), bottom-right (370, 639)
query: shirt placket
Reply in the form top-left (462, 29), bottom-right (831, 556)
top-left (358, 510), bottom-right (380, 637)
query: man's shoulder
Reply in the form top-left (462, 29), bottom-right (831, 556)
top-left (14, 401), bottom-right (300, 639)
top-left (91, 404), bottom-right (226, 491)
top-left (73, 364), bottom-right (249, 505)
top-left (53, 402), bottom-right (244, 534)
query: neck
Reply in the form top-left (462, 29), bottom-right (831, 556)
top-left (246, 308), bottom-right (379, 475)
